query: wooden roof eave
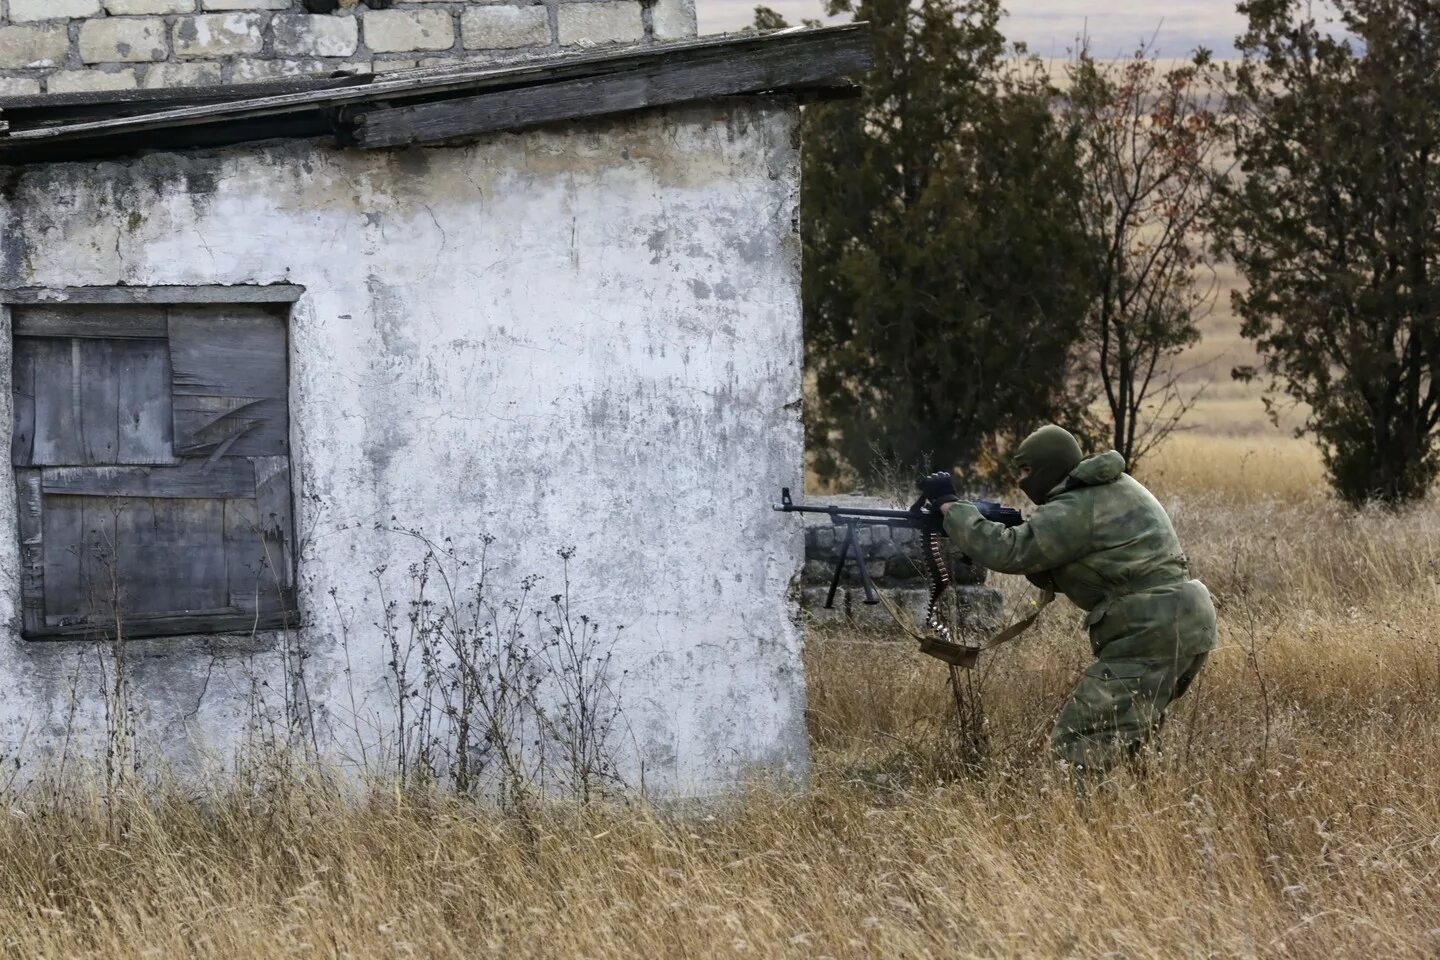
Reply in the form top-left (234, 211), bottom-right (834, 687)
top-left (0, 24), bottom-right (872, 166)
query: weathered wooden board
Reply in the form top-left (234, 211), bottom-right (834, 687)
top-left (42, 495), bottom-right (88, 625)
top-left (26, 609), bottom-right (295, 640)
top-left (25, 336), bottom-right (175, 466)
top-left (254, 456), bottom-right (295, 591)
top-left (351, 29), bottom-right (874, 148)
top-left (16, 469), bottom-right (44, 635)
top-left (11, 339), bottom-right (35, 466)
top-left (223, 496), bottom-right (293, 614)
top-left (0, 25), bottom-right (869, 145)
top-left (1, 286), bottom-right (305, 306)
top-left (110, 497), bottom-right (228, 617)
top-left (115, 339), bottom-right (175, 464)
top-left (224, 497), bottom-right (264, 612)
top-left (13, 305), bottom-right (168, 339)
top-left (42, 461), bottom-right (256, 499)
top-left (31, 338), bottom-right (83, 465)
top-left (74, 498), bottom-right (118, 625)
top-left (169, 307), bottom-right (288, 399)
top-left (173, 395), bottom-right (286, 458)
top-left (78, 338), bottom-right (122, 464)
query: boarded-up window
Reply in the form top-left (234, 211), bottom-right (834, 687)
top-left (11, 302), bottom-right (297, 639)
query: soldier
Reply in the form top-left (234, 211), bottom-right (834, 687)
top-left (919, 424), bottom-right (1218, 778)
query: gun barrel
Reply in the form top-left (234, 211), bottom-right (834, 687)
top-left (771, 502), bottom-right (922, 520)
top-left (773, 487), bottom-right (1023, 529)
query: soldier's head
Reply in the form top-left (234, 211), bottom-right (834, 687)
top-left (1014, 424), bottom-right (1083, 505)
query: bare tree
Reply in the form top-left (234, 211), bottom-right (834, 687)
top-left (1065, 45), bottom-right (1229, 468)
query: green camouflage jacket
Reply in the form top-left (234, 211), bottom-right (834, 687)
top-left (943, 450), bottom-right (1218, 660)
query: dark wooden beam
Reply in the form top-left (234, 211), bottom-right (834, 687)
top-left (349, 29), bottom-right (873, 148)
top-left (0, 284), bottom-right (305, 305)
top-left (24, 608), bottom-right (298, 641)
top-left (1, 26), bottom-right (869, 147)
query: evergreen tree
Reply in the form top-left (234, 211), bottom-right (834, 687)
top-left (794, 0), bottom-right (1098, 486)
top-left (1220, 0), bottom-right (1440, 505)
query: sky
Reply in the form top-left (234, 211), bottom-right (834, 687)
top-left (696, 0), bottom-right (1250, 60)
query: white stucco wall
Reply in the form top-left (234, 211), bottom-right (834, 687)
top-left (0, 100), bottom-right (808, 796)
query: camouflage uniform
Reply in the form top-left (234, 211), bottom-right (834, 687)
top-left (943, 448), bottom-right (1217, 776)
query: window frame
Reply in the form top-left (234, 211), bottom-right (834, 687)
top-left (4, 284), bottom-right (305, 641)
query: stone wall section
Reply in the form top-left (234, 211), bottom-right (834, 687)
top-left (0, 0), bottom-right (697, 95)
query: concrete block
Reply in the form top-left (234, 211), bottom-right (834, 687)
top-left (229, 57), bottom-right (330, 81)
top-left (461, 6), bottom-right (549, 49)
top-left (0, 25), bottom-right (71, 69)
top-left (273, 14), bottom-right (360, 58)
top-left (953, 586), bottom-right (1004, 630)
top-left (800, 584), bottom-right (1003, 633)
top-left (174, 12), bottom-right (267, 59)
top-left (0, 76), bottom-right (42, 95)
top-left (649, 0), bottom-right (696, 40)
top-left (79, 17), bottom-right (169, 64)
top-left (885, 558), bottom-right (925, 581)
top-left (557, 1), bottom-right (643, 46)
top-left (802, 560), bottom-right (834, 584)
top-left (363, 9), bottom-right (455, 53)
top-left (372, 58), bottom-right (420, 72)
top-left (142, 60), bottom-right (223, 87)
top-left (105, 0), bottom-right (195, 14)
top-left (47, 67), bottom-right (140, 93)
top-left (10, 0), bottom-right (101, 21)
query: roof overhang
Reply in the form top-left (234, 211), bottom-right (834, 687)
top-left (0, 24), bottom-right (872, 166)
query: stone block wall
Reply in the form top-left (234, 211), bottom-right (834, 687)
top-left (796, 495), bottom-right (1004, 633)
top-left (0, 0), bottom-right (697, 96)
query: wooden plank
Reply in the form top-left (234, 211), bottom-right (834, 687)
top-left (169, 306), bottom-right (288, 400)
top-left (224, 497), bottom-right (265, 613)
top-left (42, 461), bottom-right (256, 499)
top-left (30, 338), bottom-right (82, 466)
top-left (0, 285), bottom-right (306, 306)
top-left (41, 494), bottom-right (90, 626)
top-left (225, 496), bottom-right (294, 615)
top-left (110, 497), bottom-right (228, 618)
top-left (25, 609), bottom-right (296, 641)
top-left (173, 396), bottom-right (287, 458)
top-left (75, 498), bottom-right (118, 626)
top-left (12, 305), bottom-right (168, 339)
top-left (0, 71), bottom-right (371, 114)
top-left (77, 338), bottom-right (121, 465)
top-left (351, 31), bottom-right (875, 148)
top-left (115, 338), bottom-right (175, 464)
top-left (15, 469), bottom-right (45, 635)
top-left (2, 25), bottom-right (871, 144)
top-left (253, 456), bottom-right (295, 591)
top-left (11, 338), bottom-right (36, 466)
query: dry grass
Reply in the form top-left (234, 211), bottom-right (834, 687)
top-left (5, 441), bottom-right (1440, 957)
top-left (1138, 432), bottom-right (1324, 500)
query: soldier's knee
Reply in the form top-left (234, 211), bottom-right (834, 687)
top-left (1049, 722), bottom-right (1093, 774)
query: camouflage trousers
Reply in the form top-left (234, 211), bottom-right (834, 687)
top-left (1050, 653), bottom-right (1208, 777)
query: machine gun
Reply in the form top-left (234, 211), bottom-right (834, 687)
top-left (773, 487), bottom-right (1024, 667)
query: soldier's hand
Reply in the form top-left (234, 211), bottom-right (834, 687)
top-left (918, 471), bottom-right (959, 508)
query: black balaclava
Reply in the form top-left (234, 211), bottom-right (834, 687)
top-left (1014, 424), bottom-right (1083, 505)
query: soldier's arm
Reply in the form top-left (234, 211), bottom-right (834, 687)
top-left (941, 496), bottom-right (1092, 575)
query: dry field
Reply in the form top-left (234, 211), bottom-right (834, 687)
top-left (2, 436), bottom-right (1439, 958)
top-left (2, 294), bottom-right (1436, 957)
